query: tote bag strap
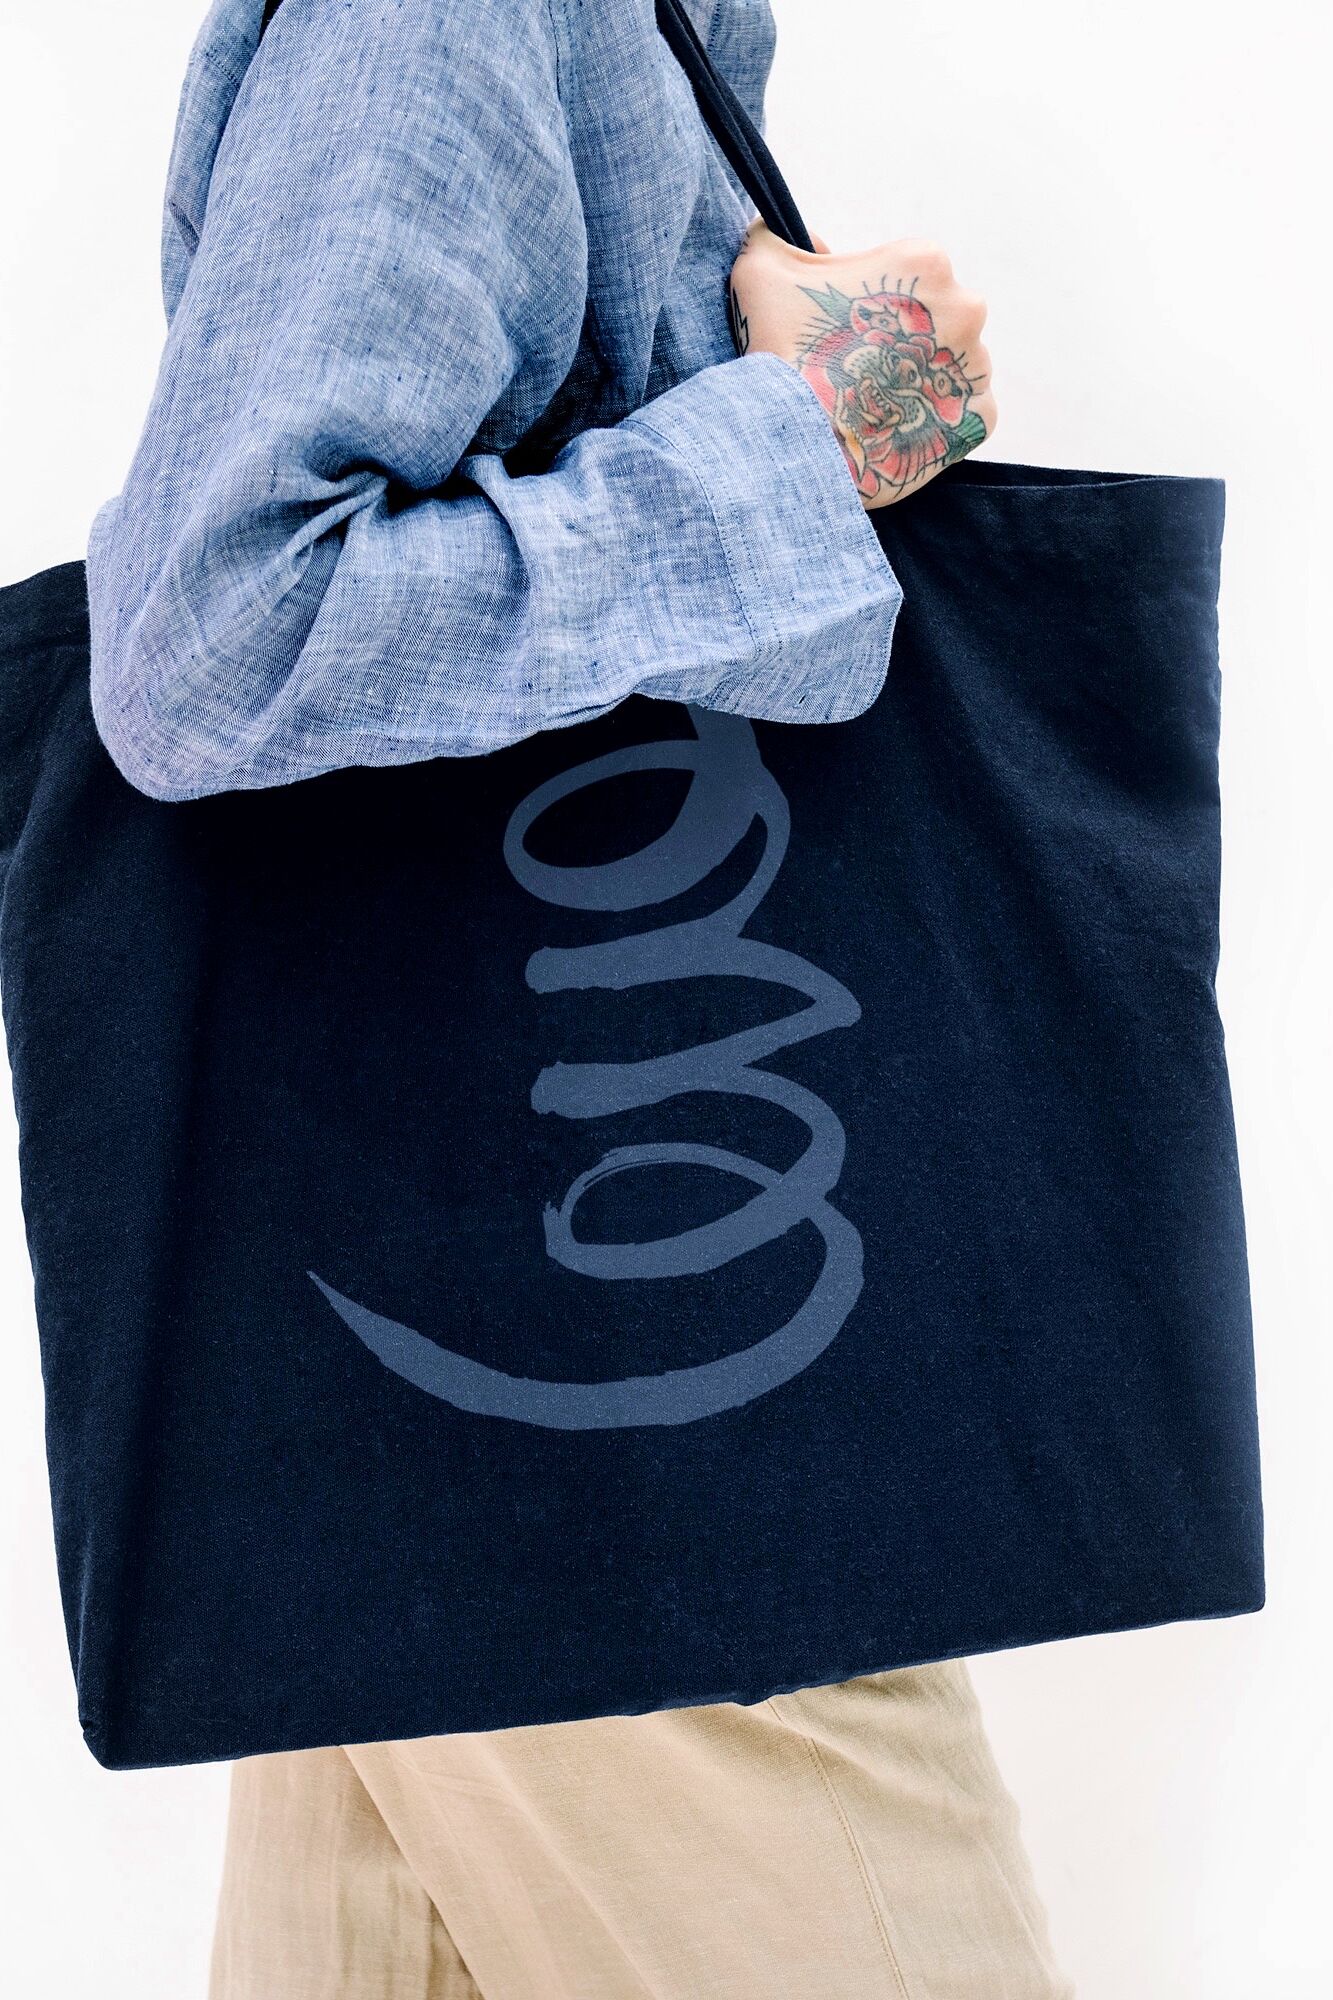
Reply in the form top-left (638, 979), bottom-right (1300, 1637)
top-left (259, 0), bottom-right (815, 251)
top-left (651, 0), bottom-right (815, 250)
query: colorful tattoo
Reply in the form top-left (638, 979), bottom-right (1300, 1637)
top-left (796, 280), bottom-right (987, 499)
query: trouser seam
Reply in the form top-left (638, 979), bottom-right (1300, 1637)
top-left (766, 1698), bottom-right (914, 2000)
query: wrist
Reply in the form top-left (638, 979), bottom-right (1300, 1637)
top-left (745, 349), bottom-right (871, 506)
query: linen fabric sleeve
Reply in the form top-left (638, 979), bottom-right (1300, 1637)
top-left (87, 0), bottom-right (902, 802)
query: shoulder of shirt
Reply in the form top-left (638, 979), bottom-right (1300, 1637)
top-left (164, 0), bottom-right (570, 318)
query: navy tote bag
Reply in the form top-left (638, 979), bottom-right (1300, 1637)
top-left (0, 0), bottom-right (1261, 1768)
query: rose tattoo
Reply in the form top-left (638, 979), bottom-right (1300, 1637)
top-left (797, 282), bottom-right (988, 499)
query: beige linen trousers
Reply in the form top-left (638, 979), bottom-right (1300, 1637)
top-left (211, 1658), bottom-right (1072, 1999)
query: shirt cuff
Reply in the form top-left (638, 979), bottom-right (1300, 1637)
top-left (631, 349), bottom-right (903, 724)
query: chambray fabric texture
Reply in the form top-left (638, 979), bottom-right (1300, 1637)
top-left (86, 0), bottom-right (902, 802)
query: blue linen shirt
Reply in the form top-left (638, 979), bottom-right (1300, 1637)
top-left (86, 0), bottom-right (902, 801)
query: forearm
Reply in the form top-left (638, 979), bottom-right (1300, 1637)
top-left (89, 352), bottom-right (900, 800)
top-left (88, 0), bottom-right (908, 801)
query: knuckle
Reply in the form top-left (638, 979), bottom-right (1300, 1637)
top-left (891, 236), bottom-right (951, 280)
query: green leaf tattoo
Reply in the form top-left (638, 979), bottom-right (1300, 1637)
top-left (941, 408), bottom-right (988, 468)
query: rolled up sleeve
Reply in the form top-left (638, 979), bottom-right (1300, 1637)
top-left (87, 0), bottom-right (901, 802)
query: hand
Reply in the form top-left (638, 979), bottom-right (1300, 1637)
top-left (729, 223), bottom-right (995, 509)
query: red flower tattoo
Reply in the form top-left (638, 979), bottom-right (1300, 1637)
top-left (797, 283), bottom-right (987, 499)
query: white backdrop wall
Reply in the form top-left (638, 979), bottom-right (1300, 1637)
top-left (1, 3), bottom-right (1329, 1994)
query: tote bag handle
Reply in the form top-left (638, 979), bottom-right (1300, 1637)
top-left (650, 0), bottom-right (815, 250)
top-left (259, 0), bottom-right (816, 251)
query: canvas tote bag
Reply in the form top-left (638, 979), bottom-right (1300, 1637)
top-left (0, 0), bottom-right (1262, 1767)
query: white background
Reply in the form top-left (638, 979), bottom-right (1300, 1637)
top-left (1, 2), bottom-right (1329, 1994)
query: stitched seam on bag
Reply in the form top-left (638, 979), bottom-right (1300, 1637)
top-left (766, 1697), bottom-right (913, 2000)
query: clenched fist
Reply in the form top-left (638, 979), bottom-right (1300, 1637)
top-left (729, 223), bottom-right (995, 508)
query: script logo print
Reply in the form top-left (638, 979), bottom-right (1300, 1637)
top-left (312, 708), bottom-right (864, 1428)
